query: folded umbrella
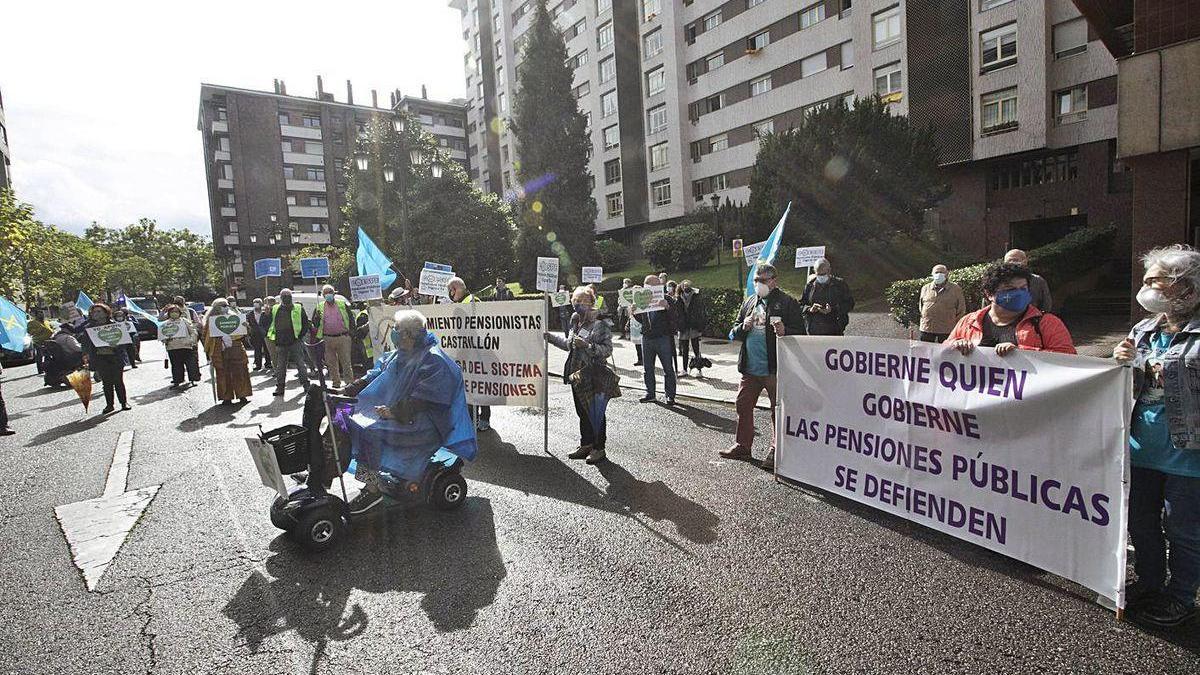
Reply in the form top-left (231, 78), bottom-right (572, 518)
top-left (66, 369), bottom-right (93, 412)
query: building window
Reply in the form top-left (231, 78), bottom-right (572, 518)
top-left (281, 140), bottom-right (294, 153)
top-left (873, 63), bottom-right (903, 100)
top-left (981, 0), bottom-right (1015, 10)
top-left (706, 52), bottom-right (725, 71)
top-left (574, 82), bottom-right (591, 99)
top-left (228, 221), bottom-right (238, 233)
top-left (981, 87), bottom-right (1018, 134)
top-left (305, 168), bottom-right (326, 181)
top-left (277, 112), bottom-right (289, 125)
top-left (306, 141), bottom-right (323, 156)
top-left (651, 179), bottom-right (672, 206)
top-left (801, 2), bottom-right (825, 29)
top-left (605, 159), bottom-right (622, 184)
top-left (1055, 86), bottom-right (1087, 125)
top-left (709, 134), bottom-right (728, 152)
top-left (706, 93), bottom-right (724, 113)
top-left (601, 90), bottom-right (618, 117)
top-left (302, 115), bottom-right (321, 128)
top-left (283, 166), bottom-right (295, 179)
top-left (498, 92), bottom-right (508, 113)
top-left (249, 234), bottom-right (257, 244)
top-left (1052, 18), bottom-right (1088, 58)
top-left (224, 192), bottom-right (235, 206)
top-left (980, 23), bottom-right (1017, 71)
top-left (642, 0), bottom-right (660, 21)
top-left (748, 31), bottom-right (770, 51)
top-left (840, 41), bottom-right (854, 69)
top-left (703, 10), bottom-right (722, 30)
top-left (221, 164), bottom-right (233, 179)
top-left (598, 21), bottom-right (613, 49)
top-left (747, 0), bottom-right (766, 7)
top-left (801, 52), bottom-right (827, 78)
top-left (754, 119), bottom-right (774, 137)
top-left (218, 137), bottom-right (231, 151)
top-left (312, 222), bottom-right (327, 233)
top-left (216, 107), bottom-right (228, 121)
top-left (873, 5), bottom-right (901, 48)
top-left (603, 125), bottom-right (620, 149)
top-left (644, 28), bottom-right (663, 58)
top-left (597, 0), bottom-right (611, 12)
top-left (647, 104), bottom-right (668, 134)
top-left (606, 192), bottom-right (624, 217)
top-left (310, 195), bottom-right (327, 206)
top-left (570, 51), bottom-right (589, 69)
top-left (750, 74), bottom-right (773, 96)
top-left (711, 174), bottom-right (728, 191)
top-left (990, 149), bottom-right (1078, 190)
top-left (645, 67), bottom-right (665, 97)
top-left (650, 142), bottom-right (669, 171)
top-left (286, 195), bottom-right (297, 206)
top-left (600, 56), bottom-right (616, 83)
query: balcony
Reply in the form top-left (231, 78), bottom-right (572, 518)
top-left (214, 150), bottom-right (230, 161)
top-left (285, 179), bottom-right (327, 192)
top-left (288, 205), bottom-right (329, 218)
top-left (282, 152), bottom-right (325, 166)
top-left (217, 178), bottom-right (233, 189)
top-left (223, 234), bottom-right (239, 245)
top-left (212, 120), bottom-right (228, 133)
top-left (280, 124), bottom-right (322, 140)
top-left (220, 207), bottom-right (236, 217)
top-left (297, 231), bottom-right (332, 245)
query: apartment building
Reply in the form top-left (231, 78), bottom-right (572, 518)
top-left (0, 86), bottom-right (11, 190)
top-left (197, 80), bottom-right (469, 297)
top-left (452, 0), bottom-right (1130, 259)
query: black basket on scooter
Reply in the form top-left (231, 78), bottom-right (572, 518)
top-left (262, 424), bottom-right (310, 475)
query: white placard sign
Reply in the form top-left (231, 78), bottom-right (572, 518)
top-left (742, 240), bottom-right (767, 263)
top-left (349, 274), bottom-right (383, 302)
top-left (245, 437), bottom-right (290, 499)
top-left (794, 246), bottom-right (827, 268)
top-left (86, 323), bottom-right (132, 347)
top-left (582, 266), bottom-right (604, 283)
top-left (367, 299), bottom-right (547, 408)
top-left (419, 267), bottom-right (455, 299)
top-left (630, 284), bottom-right (666, 314)
top-left (207, 313), bottom-right (248, 338)
top-left (776, 336), bottom-right (1131, 606)
top-left (536, 257), bottom-right (560, 293)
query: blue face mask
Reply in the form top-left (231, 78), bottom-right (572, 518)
top-left (324, 294), bottom-right (335, 303)
top-left (994, 287), bottom-right (1032, 313)
top-left (573, 304), bottom-right (589, 315)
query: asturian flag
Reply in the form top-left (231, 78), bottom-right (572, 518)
top-left (744, 201), bottom-right (792, 298)
top-left (0, 296), bottom-right (29, 354)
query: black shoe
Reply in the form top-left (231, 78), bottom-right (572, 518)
top-left (666, 397), bottom-right (675, 405)
top-left (639, 395), bottom-right (655, 403)
top-left (273, 390), bottom-right (284, 397)
top-left (1134, 595), bottom-right (1197, 628)
top-left (1124, 580), bottom-right (1162, 610)
top-left (101, 406), bottom-right (115, 414)
top-left (633, 361), bottom-right (643, 366)
top-left (0, 428), bottom-right (14, 436)
top-left (121, 404), bottom-right (132, 411)
top-left (347, 490), bottom-right (384, 515)
top-left (568, 445), bottom-right (593, 460)
top-left (290, 471), bottom-right (309, 484)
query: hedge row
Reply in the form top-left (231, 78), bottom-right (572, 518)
top-left (883, 225), bottom-right (1117, 327)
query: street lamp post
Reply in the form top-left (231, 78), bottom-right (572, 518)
top-left (710, 194), bottom-right (722, 268)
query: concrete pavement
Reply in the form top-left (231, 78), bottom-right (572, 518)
top-left (0, 339), bottom-right (1195, 674)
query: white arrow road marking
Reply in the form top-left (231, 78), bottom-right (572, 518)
top-left (54, 431), bottom-right (161, 591)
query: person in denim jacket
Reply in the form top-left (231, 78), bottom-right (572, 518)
top-left (1113, 244), bottom-right (1200, 628)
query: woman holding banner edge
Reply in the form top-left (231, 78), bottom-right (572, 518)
top-left (1113, 245), bottom-right (1200, 629)
top-left (544, 286), bottom-right (616, 464)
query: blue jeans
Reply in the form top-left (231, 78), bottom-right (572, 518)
top-left (1129, 466), bottom-right (1200, 607)
top-left (641, 335), bottom-right (676, 400)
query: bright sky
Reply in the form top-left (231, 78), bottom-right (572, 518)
top-left (3, 0), bottom-right (466, 236)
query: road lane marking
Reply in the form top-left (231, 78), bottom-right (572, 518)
top-left (104, 430), bottom-right (134, 497)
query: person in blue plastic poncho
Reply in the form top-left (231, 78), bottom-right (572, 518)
top-left (337, 309), bottom-right (477, 514)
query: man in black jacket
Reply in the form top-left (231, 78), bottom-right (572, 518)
top-left (632, 275), bottom-right (679, 405)
top-left (247, 297), bottom-right (272, 371)
top-left (721, 264), bottom-right (806, 470)
top-left (800, 257), bottom-right (854, 336)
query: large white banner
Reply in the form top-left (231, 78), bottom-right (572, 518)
top-left (368, 300), bottom-right (547, 408)
top-left (776, 336), bottom-right (1131, 606)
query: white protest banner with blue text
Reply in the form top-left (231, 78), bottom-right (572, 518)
top-left (776, 336), bottom-right (1131, 606)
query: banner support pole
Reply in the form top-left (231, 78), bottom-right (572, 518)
top-left (543, 293), bottom-right (550, 456)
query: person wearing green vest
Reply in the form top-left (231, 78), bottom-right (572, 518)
top-left (268, 288), bottom-right (312, 396)
top-left (313, 284), bottom-right (355, 389)
top-left (448, 277), bottom-right (492, 432)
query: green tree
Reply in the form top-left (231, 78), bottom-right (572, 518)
top-left (747, 96), bottom-right (948, 245)
top-left (407, 170), bottom-right (515, 291)
top-left (510, 0), bottom-right (597, 289)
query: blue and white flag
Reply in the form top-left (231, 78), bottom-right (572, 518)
top-left (356, 229), bottom-right (398, 291)
top-left (744, 201), bottom-right (792, 298)
top-left (124, 296), bottom-right (161, 327)
top-left (75, 291), bottom-right (94, 312)
top-left (0, 296), bottom-right (29, 353)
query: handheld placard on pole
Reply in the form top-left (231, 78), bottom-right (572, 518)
top-left (543, 292), bottom-right (551, 456)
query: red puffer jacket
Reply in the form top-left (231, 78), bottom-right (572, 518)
top-left (944, 307), bottom-right (1076, 354)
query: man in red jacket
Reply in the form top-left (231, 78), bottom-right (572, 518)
top-left (946, 262), bottom-right (1075, 355)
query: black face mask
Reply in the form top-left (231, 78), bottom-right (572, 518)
top-left (281, 297), bottom-right (292, 306)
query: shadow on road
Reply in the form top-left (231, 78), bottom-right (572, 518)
top-left (597, 461), bottom-right (719, 544)
top-left (222, 496), bottom-right (507, 667)
top-left (177, 401), bottom-right (251, 432)
top-left (22, 412), bottom-right (109, 447)
top-left (665, 401), bottom-right (738, 434)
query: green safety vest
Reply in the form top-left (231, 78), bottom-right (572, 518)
top-left (315, 299), bottom-right (353, 339)
top-left (266, 303), bottom-right (303, 341)
top-left (358, 310), bottom-right (373, 358)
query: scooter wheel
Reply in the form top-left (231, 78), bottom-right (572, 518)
top-left (293, 507), bottom-right (344, 552)
top-left (269, 496), bottom-right (291, 530)
top-left (430, 473), bottom-right (467, 511)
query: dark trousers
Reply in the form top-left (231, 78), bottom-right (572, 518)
top-left (641, 335), bottom-right (676, 399)
top-left (572, 387), bottom-right (605, 450)
top-left (251, 335), bottom-right (271, 369)
top-left (0, 376), bottom-right (9, 430)
top-left (473, 405), bottom-right (491, 421)
top-left (168, 348), bottom-right (201, 384)
top-left (94, 356), bottom-right (127, 408)
top-left (634, 343), bottom-right (643, 364)
top-left (919, 331), bottom-right (949, 344)
top-left (679, 337), bottom-right (701, 370)
top-left (1129, 466), bottom-right (1200, 607)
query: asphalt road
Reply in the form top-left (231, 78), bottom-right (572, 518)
top-left (1, 340), bottom-right (1196, 675)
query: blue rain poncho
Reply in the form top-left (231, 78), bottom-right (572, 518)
top-left (344, 330), bottom-right (477, 480)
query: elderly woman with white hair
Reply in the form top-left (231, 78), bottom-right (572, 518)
top-left (333, 309), bottom-right (477, 513)
top-left (544, 286), bottom-right (616, 464)
top-left (1113, 244), bottom-right (1200, 628)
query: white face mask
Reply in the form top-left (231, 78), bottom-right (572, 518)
top-left (932, 273), bottom-right (947, 285)
top-left (1137, 286), bottom-right (1194, 314)
top-left (755, 282), bottom-right (771, 298)
top-left (815, 274), bottom-right (830, 284)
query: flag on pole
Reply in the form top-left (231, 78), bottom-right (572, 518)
top-left (0, 296), bottom-right (29, 353)
top-left (124, 296), bottom-right (161, 327)
top-left (356, 229), bottom-right (398, 291)
top-left (75, 291), bottom-right (94, 312)
top-left (744, 201), bottom-right (792, 298)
